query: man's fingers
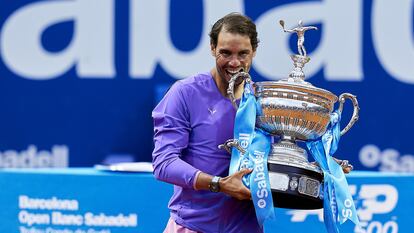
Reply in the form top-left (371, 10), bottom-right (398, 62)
top-left (237, 168), bottom-right (253, 177)
top-left (238, 186), bottom-right (252, 200)
top-left (333, 157), bottom-right (354, 173)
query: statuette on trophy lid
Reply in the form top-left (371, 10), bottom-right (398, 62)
top-left (278, 20), bottom-right (318, 83)
top-left (279, 20), bottom-right (317, 57)
top-left (221, 20), bottom-right (359, 209)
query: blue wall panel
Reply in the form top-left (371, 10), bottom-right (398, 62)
top-left (0, 0), bottom-right (413, 172)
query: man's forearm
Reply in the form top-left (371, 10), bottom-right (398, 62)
top-left (194, 172), bottom-right (214, 190)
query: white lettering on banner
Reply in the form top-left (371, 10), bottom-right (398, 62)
top-left (359, 144), bottom-right (414, 173)
top-left (129, 0), bottom-right (243, 79)
top-left (0, 0), bottom-right (115, 80)
top-left (51, 212), bottom-right (83, 226)
top-left (253, 150), bottom-right (268, 208)
top-left (46, 228), bottom-right (77, 233)
top-left (239, 133), bottom-right (250, 149)
top-left (19, 195), bottom-right (79, 211)
top-left (0, 0), bottom-right (412, 83)
top-left (84, 212), bottom-right (137, 227)
top-left (254, 0), bottom-right (363, 81)
top-left (354, 185), bottom-right (398, 233)
top-left (330, 187), bottom-right (337, 218)
top-left (287, 184), bottom-right (399, 233)
top-left (342, 198), bottom-right (353, 219)
top-left (357, 185), bottom-right (398, 221)
top-left (238, 133), bottom-right (251, 169)
top-left (19, 226), bottom-right (46, 233)
top-left (372, 0), bottom-right (414, 84)
top-left (16, 196), bottom-right (139, 230)
top-left (286, 209), bottom-right (324, 222)
top-left (85, 229), bottom-right (111, 233)
top-left (0, 145), bottom-right (69, 168)
top-left (355, 221), bottom-right (399, 233)
top-left (19, 210), bottom-right (51, 226)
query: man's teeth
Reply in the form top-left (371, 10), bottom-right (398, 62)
top-left (227, 69), bottom-right (243, 75)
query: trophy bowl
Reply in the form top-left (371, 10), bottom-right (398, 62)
top-left (254, 80), bottom-right (336, 141)
top-left (254, 77), bottom-right (358, 209)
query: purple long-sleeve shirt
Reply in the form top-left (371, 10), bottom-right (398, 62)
top-left (152, 72), bottom-right (262, 233)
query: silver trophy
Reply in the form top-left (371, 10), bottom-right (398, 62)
top-left (221, 20), bottom-right (359, 209)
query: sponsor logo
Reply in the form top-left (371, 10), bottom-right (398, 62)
top-left (0, 1), bottom-right (412, 83)
top-left (18, 195), bottom-right (138, 229)
top-left (354, 184), bottom-right (398, 233)
top-left (359, 144), bottom-right (414, 173)
top-left (238, 133), bottom-right (250, 149)
top-left (253, 150), bottom-right (268, 208)
top-left (0, 145), bottom-right (69, 168)
top-left (238, 133), bottom-right (251, 170)
top-left (287, 184), bottom-right (399, 233)
top-left (207, 108), bottom-right (217, 115)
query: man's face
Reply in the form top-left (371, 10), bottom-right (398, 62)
top-left (211, 30), bottom-right (256, 84)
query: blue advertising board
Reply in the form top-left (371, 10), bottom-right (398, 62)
top-left (0, 0), bottom-right (413, 171)
top-left (0, 169), bottom-right (412, 233)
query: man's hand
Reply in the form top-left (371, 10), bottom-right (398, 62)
top-left (219, 168), bottom-right (252, 200)
top-left (332, 157), bottom-right (353, 174)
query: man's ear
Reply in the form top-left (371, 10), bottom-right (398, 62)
top-left (252, 50), bottom-right (257, 58)
top-left (210, 44), bottom-right (216, 56)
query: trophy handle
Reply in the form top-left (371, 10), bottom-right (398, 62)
top-left (218, 139), bottom-right (246, 154)
top-left (227, 72), bottom-right (252, 110)
top-left (338, 93), bottom-right (360, 136)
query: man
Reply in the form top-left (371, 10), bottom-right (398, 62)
top-left (152, 13), bottom-right (262, 232)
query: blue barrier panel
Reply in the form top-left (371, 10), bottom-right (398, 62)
top-left (0, 169), bottom-right (412, 232)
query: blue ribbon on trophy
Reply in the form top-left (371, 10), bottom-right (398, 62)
top-left (229, 80), bottom-right (275, 227)
top-left (307, 111), bottom-right (360, 233)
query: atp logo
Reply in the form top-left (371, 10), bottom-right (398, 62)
top-left (286, 184), bottom-right (399, 233)
top-left (353, 184), bottom-right (398, 233)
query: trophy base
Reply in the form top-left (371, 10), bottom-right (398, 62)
top-left (268, 162), bottom-right (323, 209)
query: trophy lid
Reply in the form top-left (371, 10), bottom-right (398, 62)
top-left (254, 20), bottom-right (338, 103)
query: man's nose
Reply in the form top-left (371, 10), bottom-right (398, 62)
top-left (228, 56), bottom-right (241, 67)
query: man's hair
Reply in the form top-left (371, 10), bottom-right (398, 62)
top-left (209, 12), bottom-right (259, 51)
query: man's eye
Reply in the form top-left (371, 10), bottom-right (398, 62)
top-left (221, 51), bottom-right (231, 57)
top-left (239, 52), bottom-right (249, 58)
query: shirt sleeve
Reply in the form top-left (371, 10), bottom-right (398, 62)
top-left (151, 82), bottom-right (200, 189)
